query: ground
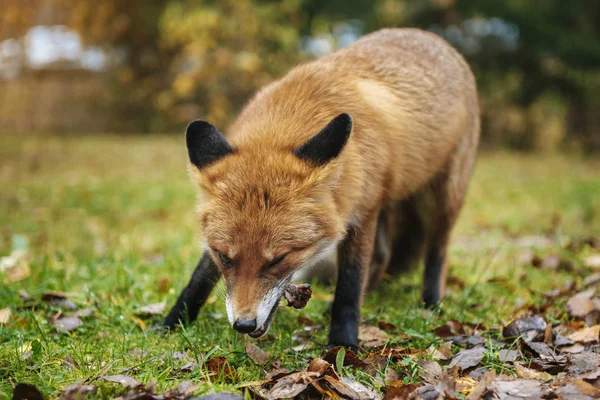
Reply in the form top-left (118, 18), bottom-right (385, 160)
top-left (0, 134), bottom-right (599, 399)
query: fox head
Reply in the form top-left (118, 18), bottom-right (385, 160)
top-left (185, 114), bottom-right (352, 337)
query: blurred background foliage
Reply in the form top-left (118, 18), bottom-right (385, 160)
top-left (0, 0), bottom-right (599, 152)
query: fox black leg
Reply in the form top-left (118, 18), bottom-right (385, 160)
top-left (329, 234), bottom-right (362, 349)
top-left (329, 215), bottom-right (378, 349)
top-left (162, 251), bottom-right (220, 329)
top-left (422, 247), bottom-right (447, 308)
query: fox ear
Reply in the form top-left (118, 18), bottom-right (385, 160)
top-left (186, 120), bottom-right (234, 169)
top-left (294, 113), bottom-right (352, 165)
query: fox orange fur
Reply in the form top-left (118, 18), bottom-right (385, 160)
top-left (162, 28), bottom-right (480, 347)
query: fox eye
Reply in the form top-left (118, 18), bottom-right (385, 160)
top-left (266, 253), bottom-right (288, 269)
top-left (218, 252), bottom-right (233, 266)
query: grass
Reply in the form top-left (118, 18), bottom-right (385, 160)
top-left (1, 134), bottom-right (599, 398)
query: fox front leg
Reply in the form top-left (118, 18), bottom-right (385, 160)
top-left (162, 251), bottom-right (221, 329)
top-left (328, 214), bottom-right (378, 348)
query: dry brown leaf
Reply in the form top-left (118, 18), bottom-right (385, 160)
top-left (50, 316), bottom-right (83, 333)
top-left (205, 356), bottom-right (236, 382)
top-left (383, 384), bottom-right (420, 400)
top-left (556, 378), bottom-right (600, 398)
top-left (135, 301), bottom-right (166, 316)
top-left (0, 307), bottom-right (11, 325)
top-left (1, 250), bottom-right (30, 283)
top-left (245, 342), bottom-right (270, 366)
top-left (283, 283), bottom-right (312, 309)
top-left (455, 376), bottom-right (477, 395)
top-left (489, 377), bottom-right (551, 398)
top-left (466, 370), bottom-right (495, 400)
top-left (566, 289), bottom-right (597, 318)
top-left (433, 320), bottom-right (465, 338)
top-left (358, 324), bottom-right (389, 348)
top-left (307, 357), bottom-right (332, 374)
top-left (323, 346), bottom-right (367, 368)
top-left (378, 320), bottom-right (398, 332)
top-left (12, 383), bottom-right (44, 400)
top-left (498, 349), bottom-right (520, 363)
top-left (561, 343), bottom-right (585, 354)
top-left (312, 375), bottom-right (378, 400)
top-left (419, 359), bottom-right (442, 382)
top-left (102, 374), bottom-right (141, 387)
top-left (42, 292), bottom-right (77, 310)
top-left (429, 341), bottom-right (453, 360)
top-left (567, 325), bottom-right (600, 343)
top-left (60, 381), bottom-right (97, 400)
top-left (266, 370), bottom-right (320, 399)
top-left (514, 363), bottom-right (552, 381)
top-left (448, 346), bottom-right (486, 371)
top-left (502, 315), bottom-right (547, 341)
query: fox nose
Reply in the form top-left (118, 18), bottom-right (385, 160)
top-left (233, 318), bottom-right (257, 333)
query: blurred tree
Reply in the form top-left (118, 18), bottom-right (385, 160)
top-left (57, 0), bottom-right (176, 132)
top-left (157, 0), bottom-right (305, 130)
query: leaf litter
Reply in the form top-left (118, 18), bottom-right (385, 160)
top-left (15, 236), bottom-right (600, 400)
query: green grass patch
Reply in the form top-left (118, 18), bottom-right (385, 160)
top-left (1, 135), bottom-right (599, 398)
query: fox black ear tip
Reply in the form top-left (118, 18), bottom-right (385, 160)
top-left (186, 120), bottom-right (211, 136)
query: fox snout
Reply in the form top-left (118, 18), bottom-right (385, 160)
top-left (225, 282), bottom-right (286, 337)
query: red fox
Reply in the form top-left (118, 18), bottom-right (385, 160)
top-left (161, 28), bottom-right (480, 347)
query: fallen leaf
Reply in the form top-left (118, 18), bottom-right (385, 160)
top-left (502, 315), bottom-right (547, 341)
top-left (561, 343), bottom-right (585, 354)
top-left (0, 250), bottom-right (30, 283)
top-left (515, 363), bottom-right (552, 381)
top-left (157, 278), bottom-right (170, 293)
top-left (498, 349), bottom-right (519, 363)
top-left (567, 289), bottom-right (597, 318)
top-left (283, 283), bottom-right (312, 309)
top-left (383, 384), bottom-right (419, 400)
top-left (434, 320), bottom-right (465, 338)
top-left (556, 378), bottom-right (600, 398)
top-left (50, 316), bottom-right (83, 333)
top-left (378, 320), bottom-right (398, 332)
top-left (446, 334), bottom-right (486, 347)
top-left (266, 370), bottom-right (320, 399)
top-left (430, 341), bottom-right (453, 360)
top-left (102, 375), bottom-right (141, 387)
top-left (409, 373), bottom-right (456, 399)
top-left (358, 324), bottom-right (389, 348)
top-left (568, 352), bottom-right (600, 377)
top-left (42, 292), bottom-right (77, 311)
top-left (312, 375), bottom-right (379, 400)
top-left (60, 382), bottom-right (97, 400)
top-left (488, 377), bottom-right (551, 398)
top-left (245, 342), bottom-right (270, 366)
top-left (583, 273), bottom-right (600, 288)
top-left (323, 346), bottom-right (367, 368)
top-left (205, 356), bottom-right (236, 382)
top-left (567, 325), bottom-right (600, 343)
top-left (193, 394), bottom-right (242, 400)
top-left (448, 346), bottom-right (486, 371)
top-left (466, 370), bottom-right (495, 400)
top-left (0, 307), bottom-right (11, 325)
top-left (525, 341), bottom-right (557, 358)
top-left (12, 383), bottom-right (44, 400)
top-left (135, 302), bottom-right (166, 316)
top-left (455, 376), bottom-right (477, 395)
top-left (419, 359), bottom-right (442, 382)
top-left (385, 368), bottom-right (400, 384)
